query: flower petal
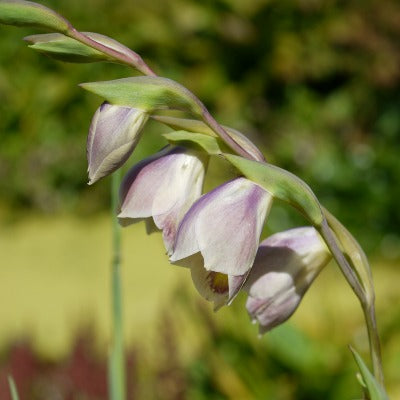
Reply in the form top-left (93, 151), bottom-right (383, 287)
top-left (87, 102), bottom-right (148, 184)
top-left (119, 146), bottom-right (206, 252)
top-left (171, 178), bottom-right (273, 276)
top-left (244, 227), bottom-right (331, 333)
top-left (187, 253), bottom-right (230, 311)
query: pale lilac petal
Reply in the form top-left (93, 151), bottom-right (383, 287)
top-left (246, 290), bottom-right (300, 333)
top-left (118, 146), bottom-right (206, 252)
top-left (171, 178), bottom-right (273, 276)
top-left (119, 146), bottom-right (179, 219)
top-left (244, 227), bottom-right (331, 333)
top-left (87, 102), bottom-right (148, 184)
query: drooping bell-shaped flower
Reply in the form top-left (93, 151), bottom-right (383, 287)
top-left (244, 227), bottom-right (331, 334)
top-left (87, 102), bottom-right (149, 184)
top-left (118, 146), bottom-right (207, 253)
top-left (170, 177), bottom-right (273, 301)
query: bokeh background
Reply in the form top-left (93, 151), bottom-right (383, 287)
top-left (1, 0), bottom-right (400, 398)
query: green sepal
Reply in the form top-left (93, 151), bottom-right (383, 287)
top-left (324, 208), bottom-right (375, 304)
top-left (79, 76), bottom-right (203, 115)
top-left (8, 376), bottom-right (20, 400)
top-left (24, 32), bottom-right (112, 63)
top-left (350, 347), bottom-right (389, 400)
top-left (224, 154), bottom-right (324, 226)
top-left (0, 0), bottom-right (69, 33)
top-left (163, 130), bottom-right (222, 155)
top-left (153, 115), bottom-right (265, 162)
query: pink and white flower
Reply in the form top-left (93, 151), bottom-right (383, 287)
top-left (170, 177), bottom-right (273, 304)
top-left (118, 146), bottom-right (206, 253)
top-left (244, 227), bottom-right (331, 334)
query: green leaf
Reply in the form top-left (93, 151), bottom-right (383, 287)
top-left (24, 32), bottom-right (114, 63)
top-left (8, 376), bottom-right (20, 400)
top-left (350, 347), bottom-right (389, 400)
top-left (224, 154), bottom-right (324, 226)
top-left (324, 208), bottom-right (375, 304)
top-left (0, 0), bottom-right (69, 33)
top-left (153, 115), bottom-right (265, 162)
top-left (163, 130), bottom-right (222, 155)
top-left (80, 76), bottom-right (203, 115)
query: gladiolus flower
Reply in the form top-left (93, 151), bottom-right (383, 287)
top-left (170, 177), bottom-right (273, 302)
top-left (118, 146), bottom-right (206, 252)
top-left (244, 227), bottom-right (331, 334)
top-left (87, 102), bottom-right (148, 184)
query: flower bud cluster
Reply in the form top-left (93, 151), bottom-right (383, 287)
top-left (87, 103), bottom-right (332, 334)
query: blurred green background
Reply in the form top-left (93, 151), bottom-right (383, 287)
top-left (0, 0), bottom-right (399, 398)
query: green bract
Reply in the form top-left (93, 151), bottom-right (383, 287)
top-left (0, 0), bottom-right (69, 32)
top-left (163, 131), bottom-right (222, 155)
top-left (80, 76), bottom-right (203, 115)
top-left (24, 32), bottom-right (121, 63)
top-left (224, 154), bottom-right (324, 226)
top-left (350, 348), bottom-right (389, 400)
top-left (324, 208), bottom-right (374, 304)
top-left (153, 115), bottom-right (265, 162)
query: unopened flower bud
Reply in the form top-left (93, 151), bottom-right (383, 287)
top-left (87, 102), bottom-right (148, 184)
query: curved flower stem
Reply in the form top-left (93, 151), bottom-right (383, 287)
top-left (319, 219), bottom-right (366, 303)
top-left (66, 17), bottom-right (385, 389)
top-left (67, 27), bottom-right (157, 76)
top-left (108, 169), bottom-right (126, 400)
top-left (65, 27), bottom-right (259, 161)
top-left (318, 219), bottom-right (384, 387)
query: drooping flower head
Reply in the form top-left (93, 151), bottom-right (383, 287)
top-left (87, 102), bottom-right (149, 184)
top-left (244, 227), bottom-right (331, 334)
top-left (170, 177), bottom-right (273, 304)
top-left (118, 145), bottom-right (207, 252)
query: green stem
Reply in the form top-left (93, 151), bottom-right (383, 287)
top-left (108, 169), bottom-right (126, 400)
top-left (318, 219), bottom-right (366, 303)
top-left (319, 219), bottom-right (385, 388)
top-left (364, 302), bottom-right (384, 387)
top-left (67, 27), bottom-right (156, 76)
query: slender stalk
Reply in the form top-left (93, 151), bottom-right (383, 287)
top-left (364, 302), bottom-right (384, 386)
top-left (8, 376), bottom-right (20, 400)
top-left (67, 27), bottom-right (156, 76)
top-left (319, 218), bottom-right (385, 388)
top-left (318, 219), bottom-right (366, 302)
top-left (108, 169), bottom-right (126, 400)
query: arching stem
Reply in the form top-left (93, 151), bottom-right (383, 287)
top-left (108, 169), bottom-right (126, 400)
